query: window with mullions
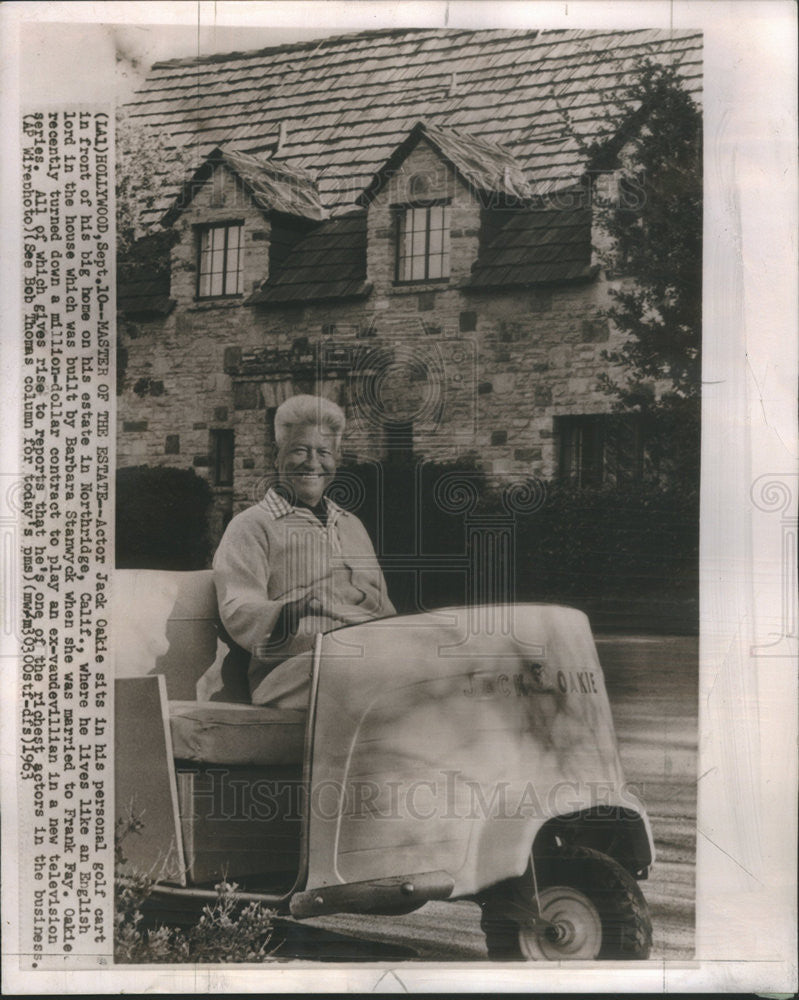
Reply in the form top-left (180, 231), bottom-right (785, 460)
top-left (197, 223), bottom-right (244, 298)
top-left (395, 203), bottom-right (451, 283)
top-left (556, 414), bottom-right (644, 487)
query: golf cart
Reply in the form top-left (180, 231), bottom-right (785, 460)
top-left (115, 569), bottom-right (654, 961)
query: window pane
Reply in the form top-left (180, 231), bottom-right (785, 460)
top-left (198, 230), bottom-right (212, 296)
top-left (209, 257), bottom-right (224, 297)
top-left (411, 220), bottom-right (426, 258)
top-left (198, 224), bottom-right (243, 298)
top-left (396, 212), bottom-right (406, 280)
top-left (410, 255), bottom-right (426, 280)
top-left (225, 226), bottom-right (242, 295)
top-left (411, 207), bottom-right (427, 232)
top-left (211, 228), bottom-right (226, 295)
top-left (395, 204), bottom-right (450, 282)
top-left (402, 213), bottom-right (415, 280)
top-left (440, 205), bottom-right (451, 277)
top-left (429, 220), bottom-right (443, 256)
top-left (412, 208), bottom-right (427, 279)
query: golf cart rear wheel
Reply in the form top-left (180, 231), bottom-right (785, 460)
top-left (480, 846), bottom-right (653, 961)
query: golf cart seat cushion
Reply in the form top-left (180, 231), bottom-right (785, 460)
top-left (168, 701), bottom-right (306, 765)
top-left (114, 568), bottom-right (250, 703)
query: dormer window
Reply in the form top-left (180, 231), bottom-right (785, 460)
top-left (197, 221), bottom-right (244, 298)
top-left (394, 202), bottom-right (451, 283)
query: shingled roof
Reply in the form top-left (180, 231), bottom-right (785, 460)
top-left (126, 27), bottom-right (702, 226)
top-left (246, 211), bottom-right (370, 305)
top-left (117, 275), bottom-right (176, 317)
top-left (243, 197), bottom-right (595, 304)
top-left (162, 146), bottom-right (327, 225)
top-left (358, 120), bottom-right (532, 206)
top-left (468, 203), bottom-right (595, 289)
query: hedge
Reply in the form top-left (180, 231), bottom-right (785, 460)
top-left (114, 458), bottom-right (698, 630)
top-left (337, 459), bottom-right (698, 631)
top-left (116, 465), bottom-right (213, 570)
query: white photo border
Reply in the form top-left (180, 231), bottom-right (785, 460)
top-left (1, 0), bottom-right (796, 993)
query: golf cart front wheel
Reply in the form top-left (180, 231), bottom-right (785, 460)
top-left (480, 846), bottom-right (653, 961)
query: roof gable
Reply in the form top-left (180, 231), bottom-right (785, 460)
top-left (162, 146), bottom-right (327, 226)
top-left (357, 120), bottom-right (532, 206)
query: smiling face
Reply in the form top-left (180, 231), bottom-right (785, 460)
top-left (276, 423), bottom-right (339, 506)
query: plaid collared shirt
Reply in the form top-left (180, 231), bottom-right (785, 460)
top-left (260, 487), bottom-right (344, 553)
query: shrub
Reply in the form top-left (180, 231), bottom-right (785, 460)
top-left (116, 465), bottom-right (213, 570)
top-left (338, 457), bottom-right (698, 629)
top-left (115, 814), bottom-right (276, 963)
top-left (115, 876), bottom-right (277, 964)
top-left (512, 479), bottom-right (699, 606)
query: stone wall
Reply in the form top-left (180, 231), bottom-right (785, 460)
top-left (118, 148), bottom-right (629, 539)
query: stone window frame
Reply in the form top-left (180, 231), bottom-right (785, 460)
top-left (210, 428), bottom-right (235, 486)
top-left (392, 199), bottom-right (451, 284)
top-left (195, 220), bottom-right (245, 300)
top-left (555, 413), bottom-right (644, 488)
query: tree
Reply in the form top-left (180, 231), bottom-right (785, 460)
top-left (116, 109), bottom-right (196, 255)
top-left (588, 61), bottom-right (702, 483)
top-left (115, 112), bottom-right (196, 394)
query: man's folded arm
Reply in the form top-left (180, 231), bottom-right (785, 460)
top-left (212, 523), bottom-right (317, 654)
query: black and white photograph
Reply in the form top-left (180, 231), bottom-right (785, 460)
top-left (112, 18), bottom-right (701, 966)
top-left (1, 1), bottom-right (796, 993)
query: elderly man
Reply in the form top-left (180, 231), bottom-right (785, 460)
top-left (213, 394), bottom-right (395, 708)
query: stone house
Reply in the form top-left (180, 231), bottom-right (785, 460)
top-left (117, 27), bottom-right (701, 542)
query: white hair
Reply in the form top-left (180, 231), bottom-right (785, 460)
top-left (274, 394), bottom-right (346, 449)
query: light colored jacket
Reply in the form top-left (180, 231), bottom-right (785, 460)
top-left (213, 488), bottom-right (395, 688)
